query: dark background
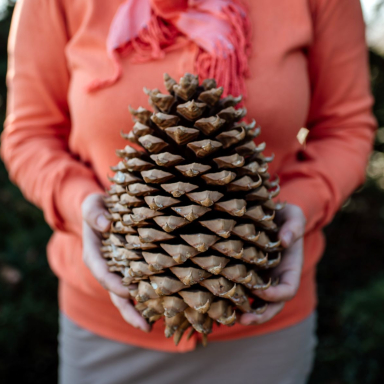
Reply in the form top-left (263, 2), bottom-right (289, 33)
top-left (1, 3), bottom-right (384, 384)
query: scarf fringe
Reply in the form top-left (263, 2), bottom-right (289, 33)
top-left (195, 2), bottom-right (251, 97)
top-left (87, 1), bottom-right (251, 97)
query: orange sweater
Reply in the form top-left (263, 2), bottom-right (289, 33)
top-left (1, 0), bottom-right (376, 352)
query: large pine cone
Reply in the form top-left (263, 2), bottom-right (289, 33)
top-left (102, 73), bottom-right (284, 345)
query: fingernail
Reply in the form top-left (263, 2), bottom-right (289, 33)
top-left (243, 316), bottom-right (261, 326)
top-left (131, 321), bottom-right (140, 330)
top-left (138, 323), bottom-right (150, 333)
top-left (282, 231), bottom-right (293, 247)
top-left (253, 289), bottom-right (267, 297)
top-left (96, 214), bottom-right (110, 231)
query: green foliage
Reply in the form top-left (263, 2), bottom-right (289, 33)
top-left (1, 4), bottom-right (384, 384)
top-left (309, 183), bottom-right (384, 384)
top-left (339, 276), bottom-right (384, 383)
top-left (0, 161), bottom-right (56, 383)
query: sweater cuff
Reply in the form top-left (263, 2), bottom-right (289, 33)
top-left (278, 177), bottom-right (331, 234)
top-left (54, 170), bottom-right (105, 234)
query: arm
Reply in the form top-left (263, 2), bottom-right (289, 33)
top-left (1, 0), bottom-right (151, 329)
top-left (0, 0), bottom-right (103, 235)
top-left (241, 0), bottom-right (377, 325)
top-left (277, 0), bottom-right (377, 234)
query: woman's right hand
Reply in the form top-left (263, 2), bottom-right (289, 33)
top-left (81, 193), bottom-right (150, 332)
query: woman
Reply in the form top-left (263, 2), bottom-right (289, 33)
top-left (1, 0), bottom-right (376, 383)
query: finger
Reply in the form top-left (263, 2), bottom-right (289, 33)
top-left (83, 222), bottom-right (130, 298)
top-left (253, 238), bottom-right (303, 302)
top-left (127, 284), bottom-right (139, 298)
top-left (275, 205), bottom-right (306, 248)
top-left (239, 302), bottom-right (285, 325)
top-left (279, 217), bottom-right (305, 248)
top-left (109, 292), bottom-right (151, 332)
top-left (82, 193), bottom-right (111, 232)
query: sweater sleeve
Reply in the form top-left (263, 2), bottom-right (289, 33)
top-left (0, 0), bottom-right (104, 234)
top-left (277, 0), bottom-right (377, 234)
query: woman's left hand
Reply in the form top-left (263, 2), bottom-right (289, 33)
top-left (239, 203), bottom-right (306, 326)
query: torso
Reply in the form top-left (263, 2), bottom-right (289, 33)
top-left (63, 0), bottom-right (314, 185)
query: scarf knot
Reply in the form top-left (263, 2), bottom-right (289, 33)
top-left (87, 0), bottom-right (251, 97)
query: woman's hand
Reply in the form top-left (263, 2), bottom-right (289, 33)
top-left (240, 204), bottom-right (306, 326)
top-left (81, 193), bottom-right (150, 332)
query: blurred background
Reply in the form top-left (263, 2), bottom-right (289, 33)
top-left (0, 1), bottom-right (384, 383)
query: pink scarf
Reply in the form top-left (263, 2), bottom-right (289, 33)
top-left (87, 0), bottom-right (251, 97)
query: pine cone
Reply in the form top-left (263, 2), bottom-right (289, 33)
top-left (102, 73), bottom-right (284, 346)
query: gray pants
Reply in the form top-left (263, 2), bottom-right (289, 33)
top-left (58, 312), bottom-right (317, 384)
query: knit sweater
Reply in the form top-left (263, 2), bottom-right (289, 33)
top-left (1, 0), bottom-right (376, 351)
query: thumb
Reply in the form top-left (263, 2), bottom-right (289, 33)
top-left (278, 205), bottom-right (306, 248)
top-left (82, 193), bottom-right (111, 232)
